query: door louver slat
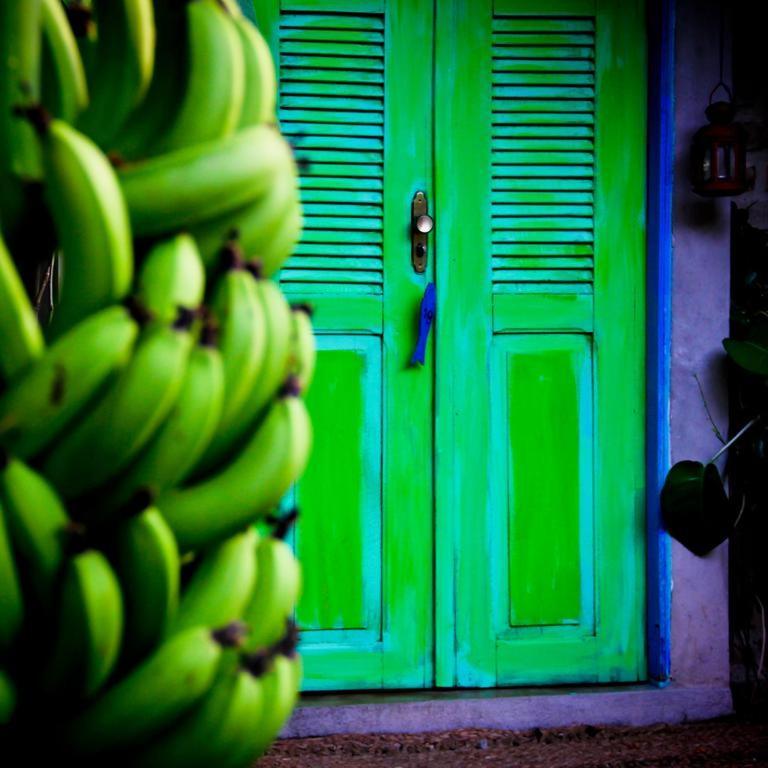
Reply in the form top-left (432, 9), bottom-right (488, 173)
top-left (491, 14), bottom-right (596, 293)
top-left (279, 10), bottom-right (385, 294)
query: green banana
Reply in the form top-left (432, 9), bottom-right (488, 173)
top-left (106, 338), bottom-right (224, 510)
top-left (130, 652), bottom-right (264, 768)
top-left (76, 0), bottom-right (155, 147)
top-left (288, 304), bottom-right (317, 394)
top-left (0, 456), bottom-right (69, 607)
top-left (112, 0), bottom-right (188, 160)
top-left (247, 275), bottom-right (294, 421)
top-left (0, 305), bottom-right (138, 461)
top-left (189, 157), bottom-right (299, 272)
top-left (190, 262), bottom-right (266, 476)
top-left (217, 0), bottom-right (244, 18)
top-left (41, 319), bottom-right (194, 500)
top-left (199, 271), bottom-right (293, 472)
top-left (0, 229), bottom-right (44, 383)
top-left (261, 196), bottom-right (303, 277)
top-left (109, 506), bottom-right (179, 668)
top-left (170, 528), bottom-right (258, 636)
top-left (235, 13), bottom-right (277, 128)
top-left (0, 0), bottom-right (42, 232)
top-left (158, 387), bottom-right (312, 552)
top-left (40, 0), bottom-right (89, 123)
top-left (64, 624), bottom-right (244, 755)
top-left (153, 0), bottom-right (244, 155)
top-left (34, 116), bottom-right (133, 340)
top-left (135, 233), bottom-right (205, 323)
top-left (0, 668), bottom-right (16, 725)
top-left (241, 650), bottom-right (302, 761)
top-left (41, 549), bottom-right (123, 701)
top-left (0, 498), bottom-right (24, 656)
top-left (118, 124), bottom-right (294, 237)
top-left (243, 513), bottom-right (302, 652)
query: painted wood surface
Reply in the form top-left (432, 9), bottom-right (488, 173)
top-left (433, 0), bottom-right (494, 689)
top-left (258, 0), bottom-right (434, 691)
top-left (498, 335), bottom-right (593, 630)
top-left (436, 0), bottom-right (646, 687)
top-left (295, 338), bottom-right (381, 636)
top-left (257, 0), bottom-right (647, 691)
top-left (645, 0), bottom-right (674, 685)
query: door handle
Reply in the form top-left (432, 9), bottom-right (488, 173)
top-left (411, 191), bottom-right (433, 273)
top-left (410, 282), bottom-right (435, 366)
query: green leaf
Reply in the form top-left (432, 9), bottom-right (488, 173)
top-left (723, 323), bottom-right (768, 375)
top-left (660, 460), bottom-right (736, 556)
top-left (723, 339), bottom-right (768, 375)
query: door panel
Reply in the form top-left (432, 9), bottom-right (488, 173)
top-left (292, 336), bottom-right (386, 689)
top-left (489, 334), bottom-right (600, 685)
top-left (295, 337), bottom-right (382, 638)
top-left (437, 0), bottom-right (646, 687)
top-left (256, 0), bottom-right (434, 691)
top-left (494, 334), bottom-right (594, 632)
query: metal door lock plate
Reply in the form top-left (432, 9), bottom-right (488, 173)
top-left (412, 191), bottom-right (432, 273)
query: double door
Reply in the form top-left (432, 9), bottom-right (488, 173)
top-left (255, 0), bottom-right (647, 691)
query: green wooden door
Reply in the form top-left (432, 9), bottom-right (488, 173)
top-left (256, 0), bottom-right (646, 691)
top-left (434, 0), bottom-right (647, 688)
top-left (255, 0), bottom-right (435, 691)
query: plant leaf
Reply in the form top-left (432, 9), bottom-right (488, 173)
top-left (723, 339), bottom-right (768, 375)
top-left (660, 460), bottom-right (737, 556)
top-left (723, 324), bottom-right (768, 375)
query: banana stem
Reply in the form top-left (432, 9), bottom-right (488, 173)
top-left (212, 621), bottom-right (248, 648)
top-left (241, 649), bottom-right (270, 678)
top-left (274, 619), bottom-right (300, 656)
top-left (272, 507), bottom-right (299, 540)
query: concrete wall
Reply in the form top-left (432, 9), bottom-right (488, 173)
top-left (669, 0), bottom-right (732, 688)
top-left (670, 0), bottom-right (768, 688)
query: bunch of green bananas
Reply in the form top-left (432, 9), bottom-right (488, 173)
top-left (0, 0), bottom-right (316, 762)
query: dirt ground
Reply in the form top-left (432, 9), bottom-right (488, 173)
top-left (258, 715), bottom-right (768, 767)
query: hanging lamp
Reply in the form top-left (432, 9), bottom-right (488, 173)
top-left (690, 6), bottom-right (748, 197)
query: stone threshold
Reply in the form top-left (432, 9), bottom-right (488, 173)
top-left (281, 683), bottom-right (733, 738)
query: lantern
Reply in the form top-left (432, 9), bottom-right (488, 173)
top-left (691, 85), bottom-right (748, 197)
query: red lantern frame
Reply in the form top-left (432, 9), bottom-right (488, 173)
top-left (691, 83), bottom-right (748, 197)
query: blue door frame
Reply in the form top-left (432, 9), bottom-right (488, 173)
top-left (646, 0), bottom-right (675, 685)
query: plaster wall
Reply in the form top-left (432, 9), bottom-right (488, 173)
top-left (670, 0), bottom-right (731, 688)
